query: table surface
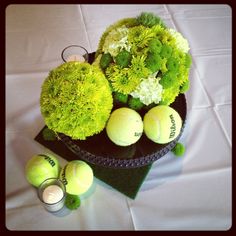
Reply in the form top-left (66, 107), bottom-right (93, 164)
top-left (5, 4), bottom-right (232, 230)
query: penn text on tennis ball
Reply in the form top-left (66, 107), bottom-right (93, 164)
top-left (60, 160), bottom-right (93, 195)
top-left (143, 105), bottom-right (182, 144)
top-left (25, 154), bottom-right (60, 187)
top-left (106, 107), bottom-right (143, 146)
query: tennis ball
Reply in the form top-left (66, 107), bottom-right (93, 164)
top-left (106, 107), bottom-right (143, 146)
top-left (143, 105), bottom-right (182, 144)
top-left (60, 160), bottom-right (93, 195)
top-left (25, 154), bottom-right (60, 187)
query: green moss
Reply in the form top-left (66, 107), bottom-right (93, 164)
top-left (172, 142), bottom-right (185, 156)
top-left (115, 50), bottom-right (132, 68)
top-left (100, 53), bottom-right (112, 69)
top-left (65, 194), bottom-right (81, 210)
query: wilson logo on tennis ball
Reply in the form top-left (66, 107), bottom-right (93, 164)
top-left (169, 114), bottom-right (177, 139)
top-left (143, 105), bottom-right (182, 144)
top-left (60, 165), bottom-right (68, 186)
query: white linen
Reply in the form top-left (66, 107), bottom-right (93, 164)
top-left (6, 4), bottom-right (232, 230)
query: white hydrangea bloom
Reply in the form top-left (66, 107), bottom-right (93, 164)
top-left (130, 74), bottom-right (163, 106)
top-left (102, 26), bottom-right (131, 57)
top-left (168, 28), bottom-right (190, 53)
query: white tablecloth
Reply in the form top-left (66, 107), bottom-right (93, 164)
top-left (6, 4), bottom-right (232, 230)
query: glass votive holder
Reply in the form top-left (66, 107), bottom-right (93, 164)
top-left (38, 178), bottom-right (66, 212)
top-left (61, 45), bottom-right (89, 63)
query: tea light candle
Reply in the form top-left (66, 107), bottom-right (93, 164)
top-left (42, 185), bottom-right (64, 204)
top-left (66, 54), bottom-right (85, 62)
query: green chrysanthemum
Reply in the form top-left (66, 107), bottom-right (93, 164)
top-left (40, 62), bottom-right (113, 140)
top-left (110, 68), bottom-right (140, 94)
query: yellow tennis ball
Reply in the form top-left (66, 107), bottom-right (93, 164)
top-left (25, 154), bottom-right (60, 187)
top-left (60, 160), bottom-right (93, 195)
top-left (143, 105), bottom-right (182, 144)
top-left (106, 107), bottom-right (143, 146)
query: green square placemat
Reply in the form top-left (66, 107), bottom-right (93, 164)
top-left (35, 127), bottom-right (152, 199)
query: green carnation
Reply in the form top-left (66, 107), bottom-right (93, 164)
top-left (128, 97), bottom-right (144, 111)
top-left (115, 50), bottom-right (132, 68)
top-left (160, 44), bottom-right (173, 58)
top-left (40, 62), bottom-right (113, 140)
top-left (159, 72), bottom-right (177, 89)
top-left (137, 12), bottom-right (166, 28)
top-left (145, 53), bottom-right (162, 73)
top-left (113, 92), bottom-right (128, 104)
top-left (100, 53), bottom-right (112, 69)
top-left (148, 38), bottom-right (162, 54)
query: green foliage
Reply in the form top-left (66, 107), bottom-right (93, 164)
top-left (128, 97), bottom-right (144, 111)
top-left (65, 194), bottom-right (81, 210)
top-left (137, 12), bottom-right (166, 28)
top-left (40, 62), bottom-right (113, 140)
top-left (115, 50), bottom-right (132, 68)
top-left (42, 127), bottom-right (56, 141)
top-left (172, 142), bottom-right (185, 156)
top-left (100, 53), bottom-right (112, 69)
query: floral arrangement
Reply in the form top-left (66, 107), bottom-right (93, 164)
top-left (40, 62), bottom-right (113, 140)
top-left (94, 12), bottom-right (192, 109)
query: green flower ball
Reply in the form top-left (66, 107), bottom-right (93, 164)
top-left (40, 62), bottom-right (113, 140)
top-left (42, 127), bottom-right (56, 141)
top-left (172, 142), bottom-right (185, 156)
top-left (65, 194), bottom-right (81, 210)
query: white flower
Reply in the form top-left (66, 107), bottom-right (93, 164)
top-left (102, 26), bottom-right (130, 57)
top-left (130, 74), bottom-right (163, 106)
top-left (168, 28), bottom-right (190, 53)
